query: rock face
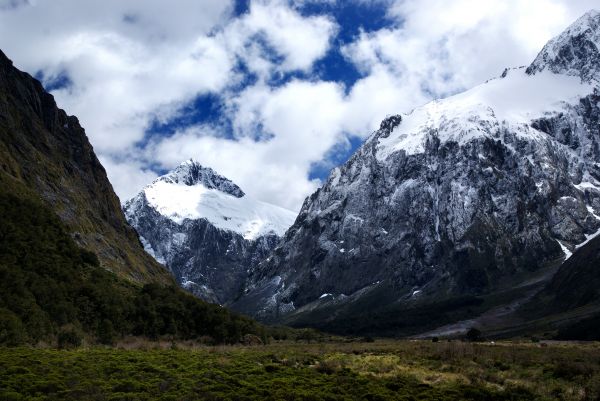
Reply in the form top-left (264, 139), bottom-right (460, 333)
top-left (0, 49), bottom-right (171, 284)
top-left (527, 9), bottom-right (600, 82)
top-left (124, 160), bottom-right (296, 304)
top-left (233, 10), bottom-right (600, 327)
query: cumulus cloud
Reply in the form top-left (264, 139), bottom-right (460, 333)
top-left (345, 0), bottom-right (600, 97)
top-left (147, 80), bottom-right (347, 208)
top-left (0, 0), bottom-right (597, 210)
top-left (226, 0), bottom-right (338, 74)
top-left (0, 0), bottom-right (236, 154)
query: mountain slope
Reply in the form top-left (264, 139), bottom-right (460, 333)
top-left (0, 176), bottom-right (266, 345)
top-left (233, 10), bottom-right (600, 334)
top-left (0, 50), bottom-right (170, 284)
top-left (511, 232), bottom-right (600, 341)
top-left (0, 51), bottom-right (267, 346)
top-left (124, 160), bottom-right (296, 303)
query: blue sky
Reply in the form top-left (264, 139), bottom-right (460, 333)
top-left (0, 0), bottom-right (596, 210)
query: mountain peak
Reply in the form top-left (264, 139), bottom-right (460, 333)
top-left (156, 159), bottom-right (245, 198)
top-left (527, 9), bottom-right (600, 82)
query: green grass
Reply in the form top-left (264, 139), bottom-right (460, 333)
top-left (1, 340), bottom-right (599, 400)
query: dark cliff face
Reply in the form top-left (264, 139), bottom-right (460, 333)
top-left (538, 234), bottom-right (600, 312)
top-left (233, 11), bottom-right (600, 331)
top-left (0, 50), bottom-right (171, 284)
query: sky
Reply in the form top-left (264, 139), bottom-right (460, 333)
top-left (0, 0), bottom-right (597, 211)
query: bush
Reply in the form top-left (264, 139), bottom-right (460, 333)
top-left (97, 319), bottom-right (116, 345)
top-left (241, 334), bottom-right (263, 346)
top-left (57, 328), bottom-right (83, 349)
top-left (466, 327), bottom-right (482, 342)
top-left (0, 308), bottom-right (27, 346)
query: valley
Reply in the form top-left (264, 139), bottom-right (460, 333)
top-left (1, 4), bottom-right (600, 400)
top-left (2, 340), bottom-right (599, 401)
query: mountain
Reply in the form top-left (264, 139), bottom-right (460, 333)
top-left (508, 230), bottom-right (600, 341)
top-left (0, 49), bottom-right (170, 284)
top-left (233, 10), bottom-right (600, 335)
top-left (124, 160), bottom-right (296, 304)
top-left (0, 50), bottom-right (268, 346)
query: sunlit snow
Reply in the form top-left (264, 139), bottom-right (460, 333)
top-left (377, 70), bottom-right (594, 159)
top-left (144, 180), bottom-right (296, 240)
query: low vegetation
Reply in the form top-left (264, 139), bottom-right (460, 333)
top-left (1, 340), bottom-right (599, 400)
top-left (0, 185), bottom-right (267, 346)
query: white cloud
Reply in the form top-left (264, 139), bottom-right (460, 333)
top-left (237, 0), bottom-right (337, 73)
top-left (0, 0), bottom-right (338, 207)
top-left (0, 0), bottom-right (236, 159)
top-left (148, 80), bottom-right (348, 209)
top-left (99, 156), bottom-right (159, 202)
top-left (344, 0), bottom-right (599, 98)
top-left (0, 0), bottom-right (597, 210)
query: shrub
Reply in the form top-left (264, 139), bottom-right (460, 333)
top-left (466, 327), bottom-right (482, 342)
top-left (0, 191), bottom-right (269, 346)
top-left (0, 308), bottom-right (27, 346)
top-left (97, 319), bottom-right (116, 345)
top-left (57, 327), bottom-right (83, 349)
top-left (241, 334), bottom-right (263, 346)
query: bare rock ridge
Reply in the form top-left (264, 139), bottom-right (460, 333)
top-left (527, 9), bottom-right (600, 82)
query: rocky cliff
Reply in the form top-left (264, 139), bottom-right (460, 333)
top-left (0, 49), bottom-right (171, 284)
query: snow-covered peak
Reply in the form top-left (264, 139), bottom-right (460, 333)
top-left (375, 69), bottom-right (594, 160)
top-left (527, 9), bottom-right (600, 82)
top-left (155, 159), bottom-right (245, 198)
top-left (125, 161), bottom-right (296, 241)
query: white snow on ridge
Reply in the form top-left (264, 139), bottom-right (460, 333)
top-left (557, 240), bottom-right (573, 260)
top-left (376, 70), bottom-right (594, 160)
top-left (144, 180), bottom-right (296, 240)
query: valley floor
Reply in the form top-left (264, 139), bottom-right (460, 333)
top-left (1, 340), bottom-right (599, 400)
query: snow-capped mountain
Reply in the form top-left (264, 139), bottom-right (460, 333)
top-left (233, 10), bottom-right (600, 331)
top-left (124, 160), bottom-right (296, 303)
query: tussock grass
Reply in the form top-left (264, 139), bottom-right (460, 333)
top-left (1, 340), bottom-right (599, 400)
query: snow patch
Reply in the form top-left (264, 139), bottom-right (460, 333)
top-left (139, 236), bottom-right (165, 265)
top-left (376, 71), bottom-right (593, 160)
top-left (575, 181), bottom-right (600, 192)
top-left (143, 180), bottom-right (296, 240)
top-left (557, 240), bottom-right (572, 259)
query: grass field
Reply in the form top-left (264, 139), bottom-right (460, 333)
top-left (1, 340), bottom-right (599, 401)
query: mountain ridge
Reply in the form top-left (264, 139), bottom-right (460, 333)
top-left (231, 9), bottom-right (600, 335)
top-left (124, 160), bottom-right (296, 304)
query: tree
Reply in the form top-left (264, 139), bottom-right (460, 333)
top-left (466, 327), bottom-right (483, 342)
top-left (0, 308), bottom-right (26, 346)
top-left (97, 319), bottom-right (116, 345)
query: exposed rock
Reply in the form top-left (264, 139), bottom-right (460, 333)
top-left (233, 10), bottom-right (600, 327)
top-left (124, 160), bottom-right (296, 303)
